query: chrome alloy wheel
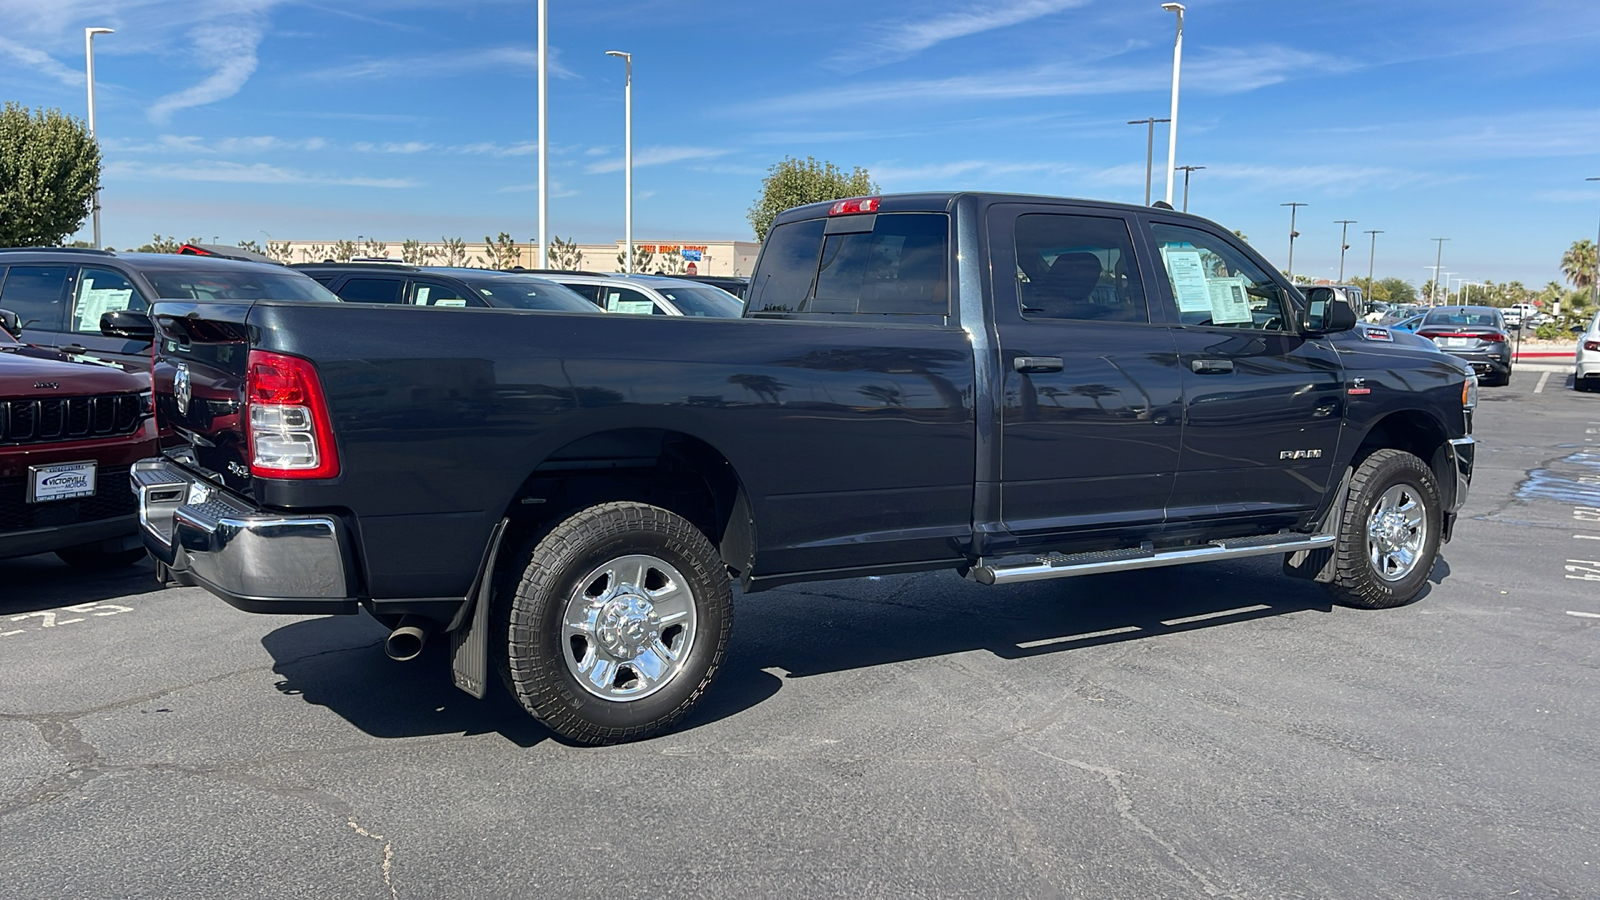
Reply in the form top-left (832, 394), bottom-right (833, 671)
top-left (1366, 483), bottom-right (1428, 582)
top-left (561, 554), bottom-right (698, 702)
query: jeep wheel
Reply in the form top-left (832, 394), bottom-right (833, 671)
top-left (499, 502), bottom-right (733, 745)
top-left (1325, 449), bottom-right (1442, 609)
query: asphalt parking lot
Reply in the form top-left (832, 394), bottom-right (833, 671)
top-left (3, 369), bottom-right (1598, 900)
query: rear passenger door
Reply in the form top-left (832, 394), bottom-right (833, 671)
top-left (3, 264), bottom-right (73, 350)
top-left (986, 204), bottom-right (1184, 535)
top-left (408, 279), bottom-right (482, 308)
top-left (1142, 216), bottom-right (1345, 524)
top-left (330, 276), bottom-right (405, 305)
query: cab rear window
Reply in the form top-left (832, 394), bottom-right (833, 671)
top-left (750, 213), bottom-right (949, 318)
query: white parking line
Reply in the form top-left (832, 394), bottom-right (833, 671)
top-left (1576, 534), bottom-right (1600, 540)
top-left (1017, 625), bottom-right (1141, 649)
top-left (1161, 604), bottom-right (1272, 626)
top-left (1535, 371), bottom-right (1552, 393)
top-left (1567, 611), bottom-right (1600, 619)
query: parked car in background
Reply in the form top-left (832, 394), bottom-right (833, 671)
top-left (1574, 310), bottom-right (1600, 393)
top-left (0, 312), bottom-right (156, 567)
top-left (294, 263), bottom-right (600, 313)
top-left (0, 248), bottom-right (338, 372)
top-left (547, 273), bottom-right (744, 317)
top-left (1389, 314), bottom-right (1425, 333)
top-left (1414, 306), bottom-right (1513, 385)
top-left (676, 274), bottom-right (750, 300)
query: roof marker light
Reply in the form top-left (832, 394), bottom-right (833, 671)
top-left (828, 197), bottom-right (880, 216)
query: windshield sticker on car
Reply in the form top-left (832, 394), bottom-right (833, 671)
top-left (1159, 247), bottom-right (1212, 313)
top-left (1207, 276), bottom-right (1253, 325)
top-left (1363, 327), bottom-right (1394, 342)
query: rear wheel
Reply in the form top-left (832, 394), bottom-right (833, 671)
top-left (499, 502), bottom-right (733, 745)
top-left (1324, 449), bottom-right (1442, 609)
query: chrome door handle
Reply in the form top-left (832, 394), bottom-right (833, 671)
top-left (1013, 356), bottom-right (1064, 374)
top-left (1191, 358), bottom-right (1234, 375)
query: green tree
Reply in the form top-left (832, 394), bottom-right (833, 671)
top-left (400, 239), bottom-right (434, 265)
top-left (1562, 239), bottom-right (1597, 292)
top-left (136, 234), bottom-right (183, 254)
top-left (440, 236), bottom-right (470, 267)
top-left (331, 239), bottom-right (357, 263)
top-left (0, 103), bottom-right (101, 247)
top-left (1377, 278), bottom-right (1417, 305)
top-left (301, 243), bottom-right (329, 263)
top-left (483, 232), bottom-right (521, 269)
top-left (656, 251), bottom-right (688, 275)
top-left (746, 156), bottom-right (878, 241)
top-left (1232, 229), bottom-right (1249, 244)
top-left (237, 239), bottom-right (263, 254)
top-left (617, 244), bottom-right (656, 273)
top-left (362, 237), bottom-right (389, 259)
top-left (549, 235), bottom-right (583, 270)
top-left (265, 240), bottom-right (294, 263)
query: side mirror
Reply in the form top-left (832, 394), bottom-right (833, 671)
top-left (100, 309), bottom-right (155, 341)
top-left (0, 308), bottom-right (20, 339)
top-left (1571, 324), bottom-right (1586, 334)
top-left (1302, 288), bottom-right (1359, 333)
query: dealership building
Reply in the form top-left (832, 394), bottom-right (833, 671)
top-left (271, 238), bottom-right (760, 276)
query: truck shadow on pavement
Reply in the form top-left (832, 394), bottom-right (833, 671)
top-left (260, 553), bottom-right (1451, 745)
top-left (0, 553), bottom-right (159, 615)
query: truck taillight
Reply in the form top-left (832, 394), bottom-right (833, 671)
top-left (245, 350), bottom-right (339, 479)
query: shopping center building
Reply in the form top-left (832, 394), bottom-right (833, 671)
top-left (270, 238), bottom-right (760, 276)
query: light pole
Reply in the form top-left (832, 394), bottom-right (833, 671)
top-left (1127, 117), bottom-right (1170, 206)
top-left (537, 0), bottom-right (548, 267)
top-left (1587, 177), bottom-right (1599, 311)
top-left (1334, 219), bottom-right (1356, 282)
top-left (1281, 202), bottom-right (1307, 282)
top-left (1176, 165), bottom-right (1205, 212)
top-left (85, 27), bottom-right (114, 250)
top-left (1430, 237), bottom-right (1450, 305)
top-left (1441, 272), bottom-right (1456, 305)
top-left (1161, 3), bottom-right (1185, 206)
top-left (1364, 229), bottom-right (1383, 300)
top-left (606, 51), bottom-right (633, 274)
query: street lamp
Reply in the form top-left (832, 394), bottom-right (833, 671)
top-left (1430, 237), bottom-right (1450, 305)
top-left (606, 51), bottom-right (633, 274)
top-left (85, 27), bottom-right (114, 250)
top-left (1176, 165), bottom-right (1205, 212)
top-left (1587, 177), bottom-right (1599, 311)
top-left (537, 0), bottom-right (548, 267)
top-left (1126, 117), bottom-right (1170, 206)
top-left (1160, 3), bottom-right (1185, 206)
top-left (1281, 202), bottom-right (1307, 282)
top-left (1440, 272), bottom-right (1456, 305)
top-left (1334, 219), bottom-right (1356, 282)
top-left (1363, 229), bottom-right (1383, 300)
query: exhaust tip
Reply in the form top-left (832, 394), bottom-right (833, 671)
top-left (384, 618), bottom-right (429, 662)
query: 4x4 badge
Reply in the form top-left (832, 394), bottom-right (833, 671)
top-left (174, 363), bottom-right (192, 415)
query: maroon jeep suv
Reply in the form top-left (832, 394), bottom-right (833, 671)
top-left (1, 313), bottom-right (156, 567)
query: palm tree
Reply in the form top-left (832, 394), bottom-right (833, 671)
top-left (1562, 239), bottom-right (1597, 292)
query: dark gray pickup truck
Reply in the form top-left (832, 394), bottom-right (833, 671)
top-left (132, 192), bottom-right (1476, 744)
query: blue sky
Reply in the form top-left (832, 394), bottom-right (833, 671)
top-left (2, 0), bottom-right (1598, 287)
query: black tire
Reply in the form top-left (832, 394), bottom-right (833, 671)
top-left (1576, 377), bottom-right (1597, 393)
top-left (499, 502), bottom-right (733, 745)
top-left (1324, 449), bottom-right (1442, 609)
top-left (55, 546), bottom-right (148, 569)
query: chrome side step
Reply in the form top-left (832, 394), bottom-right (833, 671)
top-left (967, 533), bottom-right (1336, 586)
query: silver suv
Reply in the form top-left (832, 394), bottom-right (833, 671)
top-left (548, 274), bottom-right (743, 318)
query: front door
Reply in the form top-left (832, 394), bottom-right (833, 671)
top-left (65, 266), bottom-right (153, 369)
top-left (988, 205), bottom-right (1184, 536)
top-left (1142, 217), bottom-right (1345, 525)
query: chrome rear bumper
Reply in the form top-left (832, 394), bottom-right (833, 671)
top-left (131, 458), bottom-right (357, 614)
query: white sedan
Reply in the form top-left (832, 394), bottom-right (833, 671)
top-left (1576, 311), bottom-right (1600, 392)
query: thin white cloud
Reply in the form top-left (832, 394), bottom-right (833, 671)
top-left (584, 146), bottom-right (731, 174)
top-left (149, 10), bottom-right (275, 124)
top-left (109, 134), bottom-right (329, 153)
top-left (743, 45), bottom-right (1339, 115)
top-left (497, 179), bottom-right (578, 197)
top-left (106, 159), bottom-right (416, 188)
top-left (0, 35), bottom-right (82, 86)
top-left (832, 0), bottom-right (1091, 70)
top-left (351, 141), bottom-right (435, 154)
top-left (311, 45), bottom-right (579, 81)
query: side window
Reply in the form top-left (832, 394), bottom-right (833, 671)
top-left (411, 280), bottom-right (473, 308)
top-left (746, 218), bottom-right (825, 314)
top-left (559, 282), bottom-right (605, 305)
top-left (336, 278), bottom-right (404, 304)
top-left (1150, 223), bottom-right (1294, 331)
top-left (599, 286), bottom-right (660, 315)
top-left (0, 265), bottom-right (72, 332)
top-left (72, 267), bottom-right (146, 333)
top-left (1014, 214), bottom-right (1147, 322)
top-left (812, 213), bottom-right (947, 315)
